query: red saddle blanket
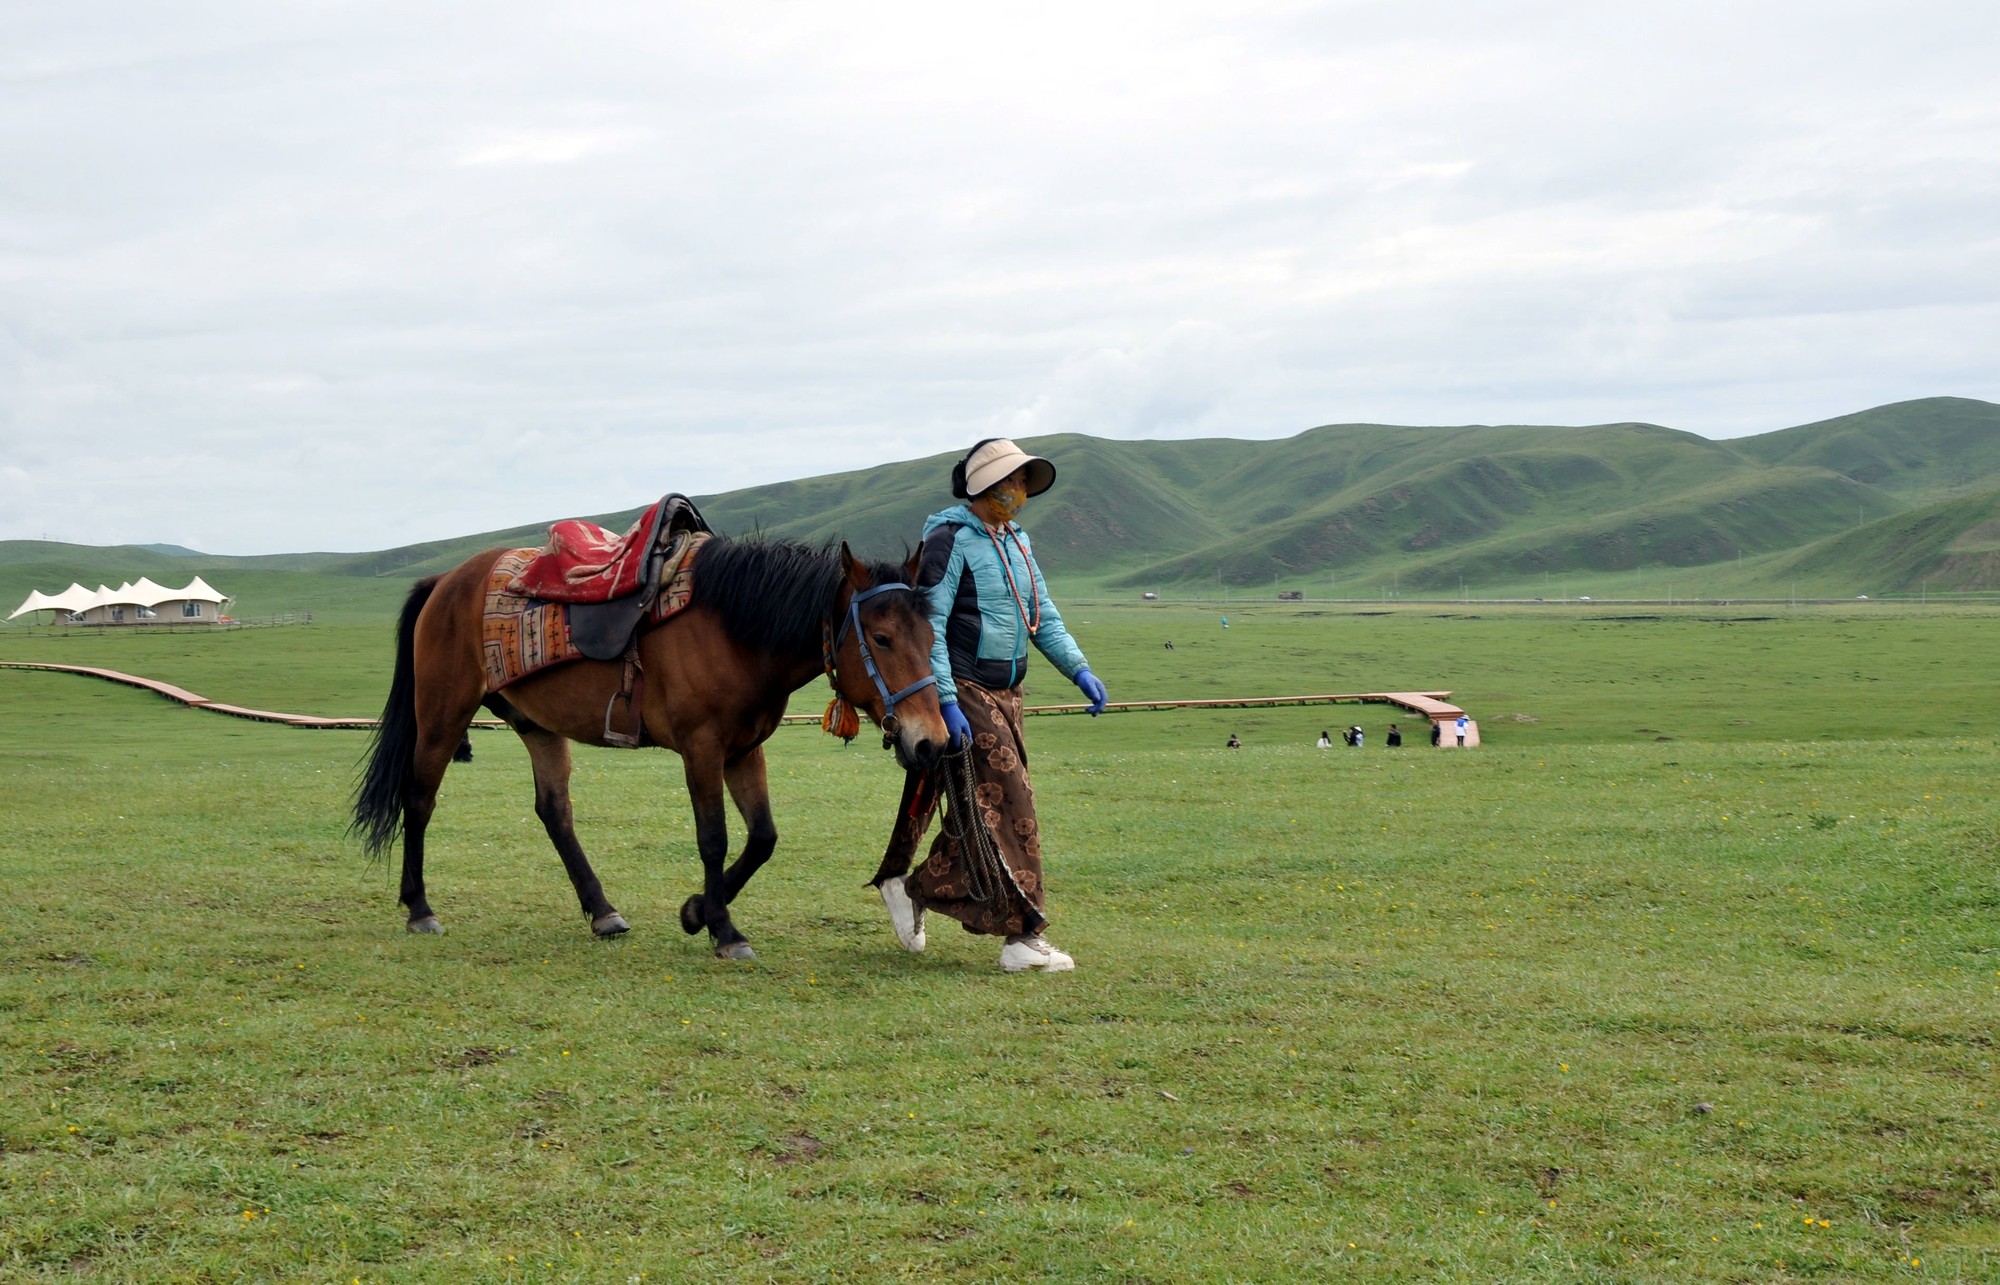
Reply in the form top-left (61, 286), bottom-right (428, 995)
top-left (481, 536), bottom-right (709, 692)
top-left (507, 496), bottom-right (693, 603)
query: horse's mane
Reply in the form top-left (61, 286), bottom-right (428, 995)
top-left (688, 535), bottom-right (925, 656)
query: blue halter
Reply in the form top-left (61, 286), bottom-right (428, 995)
top-left (829, 581), bottom-right (937, 731)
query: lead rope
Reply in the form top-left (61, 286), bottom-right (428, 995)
top-left (935, 742), bottom-right (1019, 914)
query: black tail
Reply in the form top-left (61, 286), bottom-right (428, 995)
top-left (350, 577), bottom-right (439, 857)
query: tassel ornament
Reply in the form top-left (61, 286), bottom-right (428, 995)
top-left (822, 696), bottom-right (860, 742)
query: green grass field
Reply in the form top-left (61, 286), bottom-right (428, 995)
top-left (3, 605), bottom-right (1996, 1280)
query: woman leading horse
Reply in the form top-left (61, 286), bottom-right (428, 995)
top-left (351, 534), bottom-right (946, 959)
top-left (871, 438), bottom-right (1110, 972)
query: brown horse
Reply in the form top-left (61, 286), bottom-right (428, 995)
top-left (350, 536), bottom-right (946, 959)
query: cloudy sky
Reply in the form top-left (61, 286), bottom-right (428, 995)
top-left (3, 1), bottom-right (1995, 553)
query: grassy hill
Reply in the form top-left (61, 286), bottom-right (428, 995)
top-left (1761, 485), bottom-right (2000, 594)
top-left (1733, 395), bottom-right (2000, 500)
top-left (6, 396), bottom-right (1999, 617)
top-left (682, 398), bottom-right (1999, 596)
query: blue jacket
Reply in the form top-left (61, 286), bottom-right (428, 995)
top-left (917, 505), bottom-right (1088, 704)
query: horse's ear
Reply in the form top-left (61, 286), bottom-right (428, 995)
top-left (839, 541), bottom-right (871, 591)
top-left (902, 545), bottom-right (921, 585)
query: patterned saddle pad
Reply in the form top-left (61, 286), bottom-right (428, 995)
top-left (480, 535), bottom-right (707, 693)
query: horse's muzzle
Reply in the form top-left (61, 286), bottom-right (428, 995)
top-left (885, 717), bottom-right (943, 772)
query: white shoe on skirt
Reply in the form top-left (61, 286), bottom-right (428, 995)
top-left (879, 877), bottom-right (926, 953)
top-left (1000, 935), bottom-right (1074, 972)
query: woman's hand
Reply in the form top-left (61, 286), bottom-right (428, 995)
top-left (1075, 668), bottom-right (1108, 715)
top-left (940, 700), bottom-right (973, 749)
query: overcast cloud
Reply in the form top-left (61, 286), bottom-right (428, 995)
top-left (2, 0), bottom-right (1996, 552)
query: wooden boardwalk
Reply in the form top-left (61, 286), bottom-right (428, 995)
top-left (1002, 690), bottom-right (1466, 721)
top-left (1, 661), bottom-right (1466, 730)
top-left (0, 661), bottom-right (507, 730)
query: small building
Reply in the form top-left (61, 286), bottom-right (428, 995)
top-left (9, 576), bottom-right (230, 625)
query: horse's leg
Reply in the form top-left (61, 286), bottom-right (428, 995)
top-left (400, 718), bottom-right (469, 935)
top-left (676, 746), bottom-right (754, 960)
top-left (379, 553), bottom-right (505, 935)
top-left (519, 728), bottom-right (628, 937)
top-left (720, 747), bottom-right (778, 905)
top-left (868, 766), bottom-right (932, 886)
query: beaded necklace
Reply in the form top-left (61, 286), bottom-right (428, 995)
top-left (982, 522), bottom-right (1040, 637)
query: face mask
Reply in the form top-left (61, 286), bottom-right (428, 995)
top-left (986, 487), bottom-right (1026, 523)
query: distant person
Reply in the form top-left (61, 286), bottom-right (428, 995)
top-left (1431, 721), bottom-right (1442, 747)
top-left (1227, 733), bottom-right (1242, 749)
top-left (1386, 723), bottom-right (1402, 748)
top-left (1163, 640), bottom-right (1174, 650)
top-left (1220, 616), bottom-right (1229, 629)
top-left (1455, 714), bottom-right (1469, 747)
top-left (1316, 730), bottom-right (1332, 749)
top-left (1349, 725), bottom-right (1364, 749)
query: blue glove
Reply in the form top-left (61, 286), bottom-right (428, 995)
top-left (939, 700), bottom-right (972, 749)
top-left (1075, 667), bottom-right (1108, 715)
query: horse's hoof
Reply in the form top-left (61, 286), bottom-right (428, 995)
top-left (679, 895), bottom-right (706, 935)
top-left (406, 916), bottom-right (444, 935)
top-left (591, 912), bottom-right (630, 938)
top-left (714, 941), bottom-right (756, 962)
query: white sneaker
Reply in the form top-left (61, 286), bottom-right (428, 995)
top-left (879, 877), bottom-right (925, 953)
top-left (1000, 935), bottom-right (1075, 972)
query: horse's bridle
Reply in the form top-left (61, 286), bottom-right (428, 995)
top-left (822, 581), bottom-right (937, 739)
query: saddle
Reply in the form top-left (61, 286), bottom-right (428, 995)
top-left (486, 494), bottom-right (712, 748)
top-left (509, 494), bottom-right (711, 662)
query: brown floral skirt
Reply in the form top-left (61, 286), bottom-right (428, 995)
top-left (871, 682), bottom-right (1047, 938)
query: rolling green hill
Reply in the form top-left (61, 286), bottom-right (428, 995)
top-left (6, 396), bottom-right (1999, 616)
top-left (1760, 485), bottom-right (2000, 593)
top-left (1733, 395), bottom-right (2000, 501)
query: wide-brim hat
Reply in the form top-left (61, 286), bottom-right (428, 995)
top-left (956, 437), bottom-right (1056, 499)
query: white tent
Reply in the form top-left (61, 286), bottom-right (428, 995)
top-left (9, 577), bottom-right (232, 622)
top-left (128, 578), bottom-right (169, 606)
top-left (179, 576), bottom-right (227, 604)
top-left (7, 589), bottom-right (62, 620)
top-left (44, 583), bottom-right (97, 613)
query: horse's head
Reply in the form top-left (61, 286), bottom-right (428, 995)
top-left (833, 542), bottom-right (946, 771)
